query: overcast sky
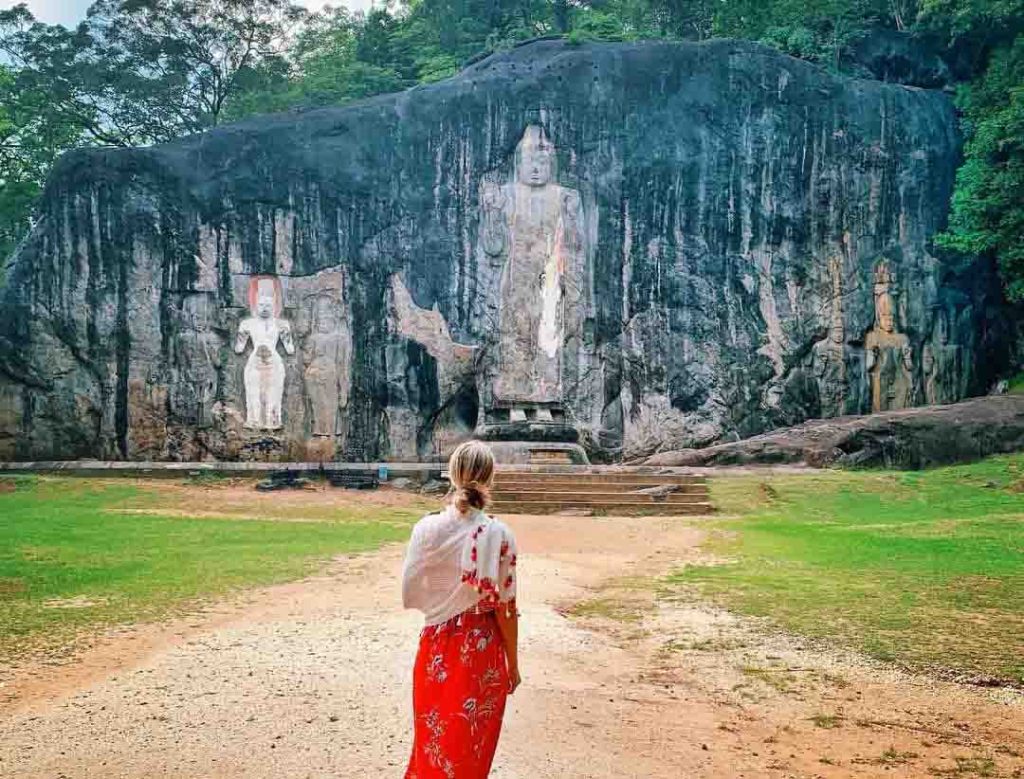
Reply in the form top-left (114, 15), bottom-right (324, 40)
top-left (0, 0), bottom-right (376, 27)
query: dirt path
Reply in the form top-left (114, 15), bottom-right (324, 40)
top-left (1, 511), bottom-right (1022, 778)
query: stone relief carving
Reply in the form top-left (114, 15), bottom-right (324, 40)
top-left (811, 257), bottom-right (848, 418)
top-left (234, 276), bottom-right (294, 430)
top-left (865, 263), bottom-right (913, 412)
top-left (480, 183), bottom-right (509, 258)
top-left (483, 124), bottom-right (585, 416)
top-left (195, 224), bottom-right (220, 292)
top-left (923, 307), bottom-right (964, 406)
top-left (302, 292), bottom-right (352, 437)
top-left (170, 294), bottom-right (221, 428)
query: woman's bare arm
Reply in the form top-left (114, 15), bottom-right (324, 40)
top-left (494, 603), bottom-right (520, 694)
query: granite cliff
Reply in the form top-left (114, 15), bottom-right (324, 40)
top-left (0, 38), bottom-right (1011, 462)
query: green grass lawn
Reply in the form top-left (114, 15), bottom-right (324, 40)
top-left (1008, 371), bottom-right (1024, 394)
top-left (670, 455), bottom-right (1024, 683)
top-left (0, 477), bottom-right (420, 658)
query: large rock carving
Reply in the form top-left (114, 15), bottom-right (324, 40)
top-left (0, 39), bottom-right (1014, 462)
top-left (487, 125), bottom-right (584, 418)
top-left (865, 263), bottom-right (914, 412)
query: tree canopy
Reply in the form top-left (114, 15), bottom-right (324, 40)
top-left (0, 0), bottom-right (1021, 303)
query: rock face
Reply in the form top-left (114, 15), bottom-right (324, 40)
top-left (0, 39), bottom-right (1013, 463)
top-left (641, 395), bottom-right (1024, 469)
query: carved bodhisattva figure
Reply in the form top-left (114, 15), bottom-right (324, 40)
top-left (482, 125), bottom-right (584, 421)
top-left (171, 294), bottom-right (220, 428)
top-left (811, 258), bottom-right (848, 417)
top-left (923, 308), bottom-right (964, 405)
top-left (235, 277), bottom-right (294, 430)
top-left (865, 264), bottom-right (913, 412)
top-left (303, 294), bottom-right (352, 437)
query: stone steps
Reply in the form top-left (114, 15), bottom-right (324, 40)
top-left (489, 469), bottom-right (713, 516)
top-left (494, 473), bottom-right (707, 486)
top-left (494, 480), bottom-right (708, 495)
top-left (493, 489), bottom-right (708, 504)
top-left (490, 499), bottom-right (714, 516)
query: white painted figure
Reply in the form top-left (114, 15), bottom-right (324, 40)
top-left (235, 277), bottom-right (294, 430)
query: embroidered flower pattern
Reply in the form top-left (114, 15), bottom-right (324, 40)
top-left (405, 610), bottom-right (509, 778)
top-left (461, 519), bottom-right (516, 607)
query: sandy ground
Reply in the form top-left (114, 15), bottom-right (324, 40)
top-left (1, 503), bottom-right (1022, 778)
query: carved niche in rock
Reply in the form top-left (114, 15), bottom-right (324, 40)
top-left (483, 125), bottom-right (585, 416)
top-left (302, 292), bottom-right (352, 437)
top-left (234, 276), bottom-right (295, 430)
top-left (865, 263), bottom-right (914, 412)
top-left (389, 274), bottom-right (478, 398)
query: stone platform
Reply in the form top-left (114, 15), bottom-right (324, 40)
top-left (0, 460), bottom-right (444, 480)
top-left (0, 460), bottom-right (720, 516)
top-left (483, 441), bottom-right (590, 465)
top-left (0, 460), bottom-right (800, 477)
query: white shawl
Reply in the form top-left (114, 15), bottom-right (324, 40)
top-left (402, 507), bottom-right (517, 626)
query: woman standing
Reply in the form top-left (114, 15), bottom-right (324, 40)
top-left (402, 441), bottom-right (520, 778)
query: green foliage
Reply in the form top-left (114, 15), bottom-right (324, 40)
top-left (0, 61), bottom-right (83, 262)
top-left (938, 36), bottom-right (1024, 300)
top-left (1007, 370), bottom-right (1024, 393)
top-left (920, 0), bottom-right (1024, 300)
top-left (673, 455), bottom-right (1024, 681)
top-left (0, 477), bottom-right (417, 657)
top-left (224, 7), bottom-right (409, 117)
top-left (714, 0), bottom-right (892, 70)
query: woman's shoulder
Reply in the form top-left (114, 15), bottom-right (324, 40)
top-left (482, 513), bottom-right (516, 539)
top-left (412, 509), bottom-right (449, 533)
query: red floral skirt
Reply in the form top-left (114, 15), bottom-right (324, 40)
top-left (405, 608), bottom-right (510, 779)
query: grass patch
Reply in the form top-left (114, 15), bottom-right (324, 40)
top-left (1005, 372), bottom-right (1024, 395)
top-left (932, 756), bottom-right (998, 776)
top-left (853, 747), bottom-right (920, 767)
top-left (0, 477), bottom-right (420, 658)
top-left (669, 455), bottom-right (1024, 683)
top-left (568, 596), bottom-right (644, 623)
top-left (740, 665), bottom-right (798, 693)
top-left (809, 713), bottom-right (843, 729)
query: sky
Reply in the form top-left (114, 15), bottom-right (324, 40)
top-left (0, 0), bottom-right (376, 27)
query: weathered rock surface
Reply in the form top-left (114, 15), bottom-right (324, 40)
top-left (641, 395), bottom-right (1024, 469)
top-left (849, 29), bottom-right (953, 90)
top-left (0, 38), bottom-right (1013, 462)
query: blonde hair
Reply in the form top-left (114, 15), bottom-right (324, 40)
top-left (447, 440), bottom-right (495, 514)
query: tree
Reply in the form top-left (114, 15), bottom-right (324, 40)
top-left (0, 63), bottom-right (87, 264)
top-left (0, 0), bottom-right (308, 267)
top-left (226, 6), bottom-right (411, 117)
top-left (936, 49), bottom-right (1024, 299)
top-left (0, 0), bottom-right (308, 147)
top-left (919, 0), bottom-right (1024, 300)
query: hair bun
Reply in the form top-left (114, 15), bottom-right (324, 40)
top-left (447, 441), bottom-right (495, 513)
top-left (453, 482), bottom-right (489, 513)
